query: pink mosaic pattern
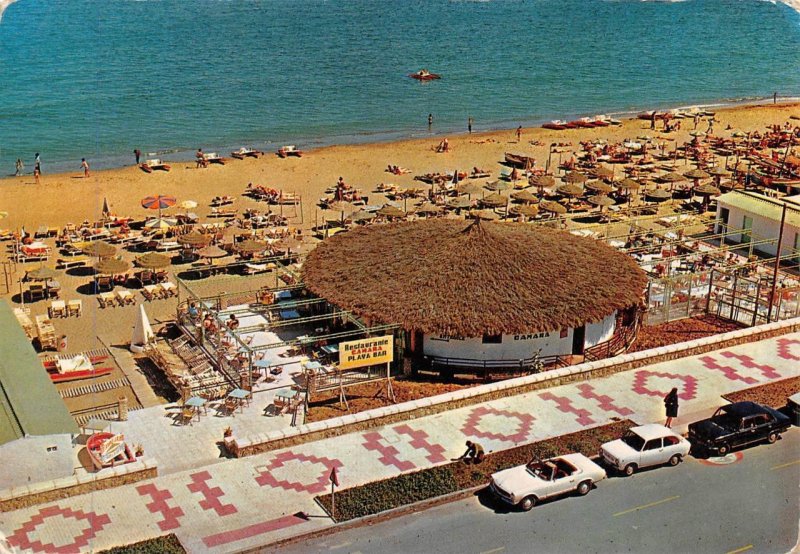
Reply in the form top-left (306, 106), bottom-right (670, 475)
top-left (537, 392), bottom-right (595, 426)
top-left (187, 470), bottom-right (237, 516)
top-left (719, 351), bottom-right (780, 379)
top-left (462, 406), bottom-right (535, 443)
top-left (777, 338), bottom-right (800, 361)
top-left (576, 383), bottom-right (634, 416)
top-left (631, 370), bottom-right (698, 400)
top-left (255, 451), bottom-right (343, 494)
top-left (362, 431), bottom-right (415, 471)
top-left (7, 505), bottom-right (111, 554)
top-left (394, 424), bottom-right (448, 463)
top-left (136, 483), bottom-right (185, 531)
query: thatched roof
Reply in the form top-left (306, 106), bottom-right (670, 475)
top-left (303, 219), bottom-right (647, 337)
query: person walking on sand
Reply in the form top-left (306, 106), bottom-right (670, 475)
top-left (468, 116), bottom-right (473, 134)
top-left (664, 387), bottom-right (679, 428)
top-left (81, 158), bottom-right (90, 178)
top-left (34, 152), bottom-right (41, 174)
top-left (33, 167), bottom-right (40, 185)
top-left (516, 125), bottom-right (522, 142)
top-left (15, 158), bottom-right (23, 176)
top-left (134, 149), bottom-right (141, 165)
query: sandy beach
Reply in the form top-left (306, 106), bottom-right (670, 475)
top-left (0, 101), bottom-right (798, 234)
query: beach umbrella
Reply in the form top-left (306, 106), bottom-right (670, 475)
top-left (585, 180), bottom-right (613, 194)
top-left (645, 188), bottom-right (672, 203)
top-left (328, 201), bottom-right (359, 223)
top-left (377, 205), bottom-right (406, 218)
top-left (0, 211), bottom-right (8, 219)
top-left (447, 196), bottom-right (473, 209)
top-left (26, 266), bottom-right (59, 281)
top-left (144, 217), bottom-right (178, 230)
top-left (102, 197), bottom-right (111, 218)
top-left (563, 171), bottom-right (588, 184)
top-left (555, 183), bottom-right (584, 198)
top-left (177, 232), bottom-right (212, 247)
top-left (236, 240), bottom-right (267, 255)
top-left (591, 165), bottom-right (614, 180)
top-left (81, 241), bottom-right (116, 258)
top-left (414, 202), bottom-right (443, 215)
top-left (694, 183), bottom-right (721, 197)
top-left (481, 193), bottom-right (507, 208)
top-left (510, 204), bottom-right (539, 217)
top-left (708, 167), bottom-right (731, 177)
top-left (587, 195), bottom-right (615, 207)
top-left (456, 182), bottom-right (483, 196)
top-left (179, 200), bottom-right (198, 210)
top-left (616, 178), bottom-right (642, 190)
top-left (95, 258), bottom-right (130, 275)
top-left (141, 194), bottom-right (177, 221)
top-left (683, 168), bottom-right (710, 180)
top-left (197, 245), bottom-right (228, 259)
top-left (485, 180), bottom-right (510, 192)
top-left (469, 209), bottom-right (499, 221)
top-left (659, 172), bottom-right (686, 189)
top-left (511, 190), bottom-right (539, 203)
top-left (689, 131), bottom-right (706, 138)
top-left (131, 304), bottom-right (155, 352)
top-left (135, 252), bottom-right (171, 269)
top-left (350, 209), bottom-right (376, 223)
top-left (539, 200), bottom-right (567, 214)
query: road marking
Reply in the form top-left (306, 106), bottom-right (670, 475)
top-left (726, 544), bottom-right (753, 554)
top-left (771, 459), bottom-right (800, 470)
top-left (612, 495), bottom-right (680, 517)
top-left (480, 548), bottom-right (505, 554)
top-left (329, 541), bottom-right (352, 550)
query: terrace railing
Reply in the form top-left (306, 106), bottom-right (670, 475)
top-left (584, 320), bottom-right (639, 362)
top-left (426, 352), bottom-right (569, 376)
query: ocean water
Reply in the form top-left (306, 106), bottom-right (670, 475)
top-left (0, 0), bottom-right (799, 174)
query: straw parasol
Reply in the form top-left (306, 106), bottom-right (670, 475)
top-left (303, 219), bottom-right (647, 336)
top-left (511, 190), bottom-right (539, 203)
top-left (684, 168), bottom-right (710, 180)
top-left (616, 178), bottom-right (642, 191)
top-left (377, 205), bottom-right (406, 218)
top-left (26, 266), bottom-right (59, 281)
top-left (485, 180), bottom-right (511, 192)
top-left (350, 209), bottom-right (376, 223)
top-left (81, 241), bottom-right (116, 258)
top-left (447, 196), bottom-right (473, 209)
top-left (563, 170), bottom-right (588, 184)
top-left (591, 165), bottom-right (615, 180)
top-left (510, 204), bottom-right (540, 217)
top-left (645, 188), bottom-right (672, 202)
top-left (482, 193), bottom-right (508, 207)
top-left (555, 183), bottom-right (584, 198)
top-left (694, 183), bottom-right (721, 196)
top-left (659, 172), bottom-right (685, 183)
top-left (587, 195), bottom-right (615, 208)
top-left (531, 175), bottom-right (557, 190)
top-left (95, 258), bottom-right (130, 275)
top-left (236, 240), bottom-right (267, 255)
top-left (178, 232), bottom-right (212, 247)
top-left (469, 209), bottom-right (500, 221)
top-left (539, 200), bottom-right (567, 214)
top-left (707, 167), bottom-right (730, 177)
top-left (414, 202), bottom-right (444, 215)
top-left (135, 252), bottom-right (171, 269)
top-left (585, 180), bottom-right (613, 194)
top-left (197, 245), bottom-right (228, 258)
top-left (456, 182), bottom-right (483, 196)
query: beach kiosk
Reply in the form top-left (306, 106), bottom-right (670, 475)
top-left (303, 219), bottom-right (647, 377)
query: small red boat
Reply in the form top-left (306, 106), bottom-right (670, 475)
top-left (542, 120), bottom-right (567, 130)
top-left (42, 354), bottom-right (112, 382)
top-left (409, 69), bottom-right (441, 81)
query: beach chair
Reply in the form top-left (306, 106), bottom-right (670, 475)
top-left (116, 289), bottom-right (135, 306)
top-left (67, 299), bottom-right (83, 317)
top-left (98, 292), bottom-right (116, 309)
top-left (160, 281), bottom-right (177, 297)
top-left (48, 300), bottom-right (67, 319)
top-left (179, 406), bottom-right (196, 426)
top-left (95, 275), bottom-right (114, 292)
top-left (56, 257), bottom-right (87, 270)
top-left (142, 284), bottom-right (161, 301)
top-left (28, 283), bottom-right (46, 302)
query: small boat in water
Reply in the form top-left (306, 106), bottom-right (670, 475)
top-left (409, 69), bottom-right (441, 81)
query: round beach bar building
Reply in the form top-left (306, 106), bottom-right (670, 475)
top-left (303, 219), bottom-right (648, 374)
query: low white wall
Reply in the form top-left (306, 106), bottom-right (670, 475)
top-left (585, 312), bottom-right (617, 348)
top-left (423, 330), bottom-right (573, 360)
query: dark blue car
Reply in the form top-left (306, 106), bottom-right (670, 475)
top-left (688, 401), bottom-right (791, 456)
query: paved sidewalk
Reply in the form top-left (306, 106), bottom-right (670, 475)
top-left (1, 333), bottom-right (798, 553)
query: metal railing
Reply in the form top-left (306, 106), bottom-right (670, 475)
top-left (426, 352), bottom-right (570, 374)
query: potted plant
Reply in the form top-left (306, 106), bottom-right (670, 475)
top-left (223, 426), bottom-right (233, 438)
top-left (135, 444), bottom-right (144, 457)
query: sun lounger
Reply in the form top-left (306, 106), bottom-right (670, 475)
top-left (209, 207), bottom-right (237, 218)
top-left (160, 281), bottom-right (177, 298)
top-left (142, 284), bottom-right (162, 301)
top-left (35, 315), bottom-right (57, 350)
top-left (210, 196), bottom-right (235, 207)
top-left (67, 299), bottom-right (82, 317)
top-left (116, 289), bottom-right (135, 306)
top-left (98, 292), bottom-right (116, 309)
top-left (48, 300), bottom-right (67, 318)
top-left (34, 226), bottom-right (49, 238)
top-left (56, 257), bottom-right (87, 270)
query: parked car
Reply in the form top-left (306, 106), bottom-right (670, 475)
top-left (600, 424), bottom-right (691, 476)
top-left (489, 453), bottom-right (606, 511)
top-left (688, 401), bottom-right (791, 456)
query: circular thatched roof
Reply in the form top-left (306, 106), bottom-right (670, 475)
top-left (303, 219), bottom-right (647, 337)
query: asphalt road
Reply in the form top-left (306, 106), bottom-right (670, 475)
top-left (274, 429), bottom-right (799, 554)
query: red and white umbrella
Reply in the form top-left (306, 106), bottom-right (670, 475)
top-left (141, 195), bottom-right (177, 219)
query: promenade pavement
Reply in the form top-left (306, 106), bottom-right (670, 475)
top-left (1, 332), bottom-right (798, 553)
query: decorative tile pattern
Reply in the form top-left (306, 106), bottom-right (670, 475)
top-left (576, 383), bottom-right (634, 416)
top-left (255, 451), bottom-right (343, 494)
top-left (631, 370), bottom-right (698, 400)
top-left (462, 406), bottom-right (535, 442)
top-left (717, 352), bottom-right (780, 379)
top-left (362, 431), bottom-right (415, 471)
top-left (7, 505), bottom-right (111, 554)
top-left (393, 424), bottom-right (448, 463)
top-left (187, 470), bottom-right (237, 516)
top-left (136, 483), bottom-right (185, 531)
top-left (537, 392), bottom-right (595, 426)
top-left (776, 338), bottom-right (800, 361)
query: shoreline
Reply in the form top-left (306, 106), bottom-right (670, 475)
top-left (6, 94), bottom-right (800, 176)
top-left (0, 99), bottom-right (798, 232)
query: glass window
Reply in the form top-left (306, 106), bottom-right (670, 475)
top-left (621, 431), bottom-right (646, 451)
top-left (663, 435), bottom-right (680, 446)
top-left (643, 439), bottom-right (662, 451)
top-left (482, 334), bottom-right (502, 344)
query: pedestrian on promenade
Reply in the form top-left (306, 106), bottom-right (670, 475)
top-left (81, 158), bottom-right (90, 178)
top-left (457, 440), bottom-right (485, 465)
top-left (15, 158), bottom-right (23, 176)
top-left (664, 387), bottom-right (679, 428)
top-left (468, 116), bottom-right (473, 134)
top-left (516, 125), bottom-right (522, 142)
top-left (134, 149), bottom-right (141, 165)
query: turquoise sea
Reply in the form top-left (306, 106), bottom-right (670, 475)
top-left (0, 0), bottom-right (799, 173)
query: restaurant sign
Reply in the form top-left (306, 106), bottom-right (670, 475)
top-left (339, 335), bottom-right (394, 370)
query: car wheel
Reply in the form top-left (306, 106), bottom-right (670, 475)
top-left (767, 432), bottom-right (778, 444)
top-left (717, 444), bottom-right (730, 455)
top-left (623, 463), bottom-right (637, 476)
top-left (519, 495), bottom-right (537, 511)
top-left (576, 480), bottom-right (592, 496)
top-left (668, 454), bottom-right (682, 466)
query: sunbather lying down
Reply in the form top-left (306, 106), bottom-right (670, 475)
top-left (386, 164), bottom-right (410, 175)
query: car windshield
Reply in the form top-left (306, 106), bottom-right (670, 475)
top-left (526, 461), bottom-right (556, 481)
top-left (711, 410), bottom-right (739, 429)
top-left (621, 431), bottom-right (645, 451)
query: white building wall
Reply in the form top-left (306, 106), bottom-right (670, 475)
top-left (584, 312), bottom-right (617, 348)
top-left (0, 434), bottom-right (74, 489)
top-left (424, 329), bottom-right (573, 360)
top-left (715, 202), bottom-right (800, 257)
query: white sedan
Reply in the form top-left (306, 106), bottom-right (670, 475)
top-left (600, 424), bottom-right (691, 476)
top-left (490, 453), bottom-right (607, 511)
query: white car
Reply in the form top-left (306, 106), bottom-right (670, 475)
top-left (600, 424), bottom-right (691, 476)
top-left (489, 453), bottom-right (607, 511)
